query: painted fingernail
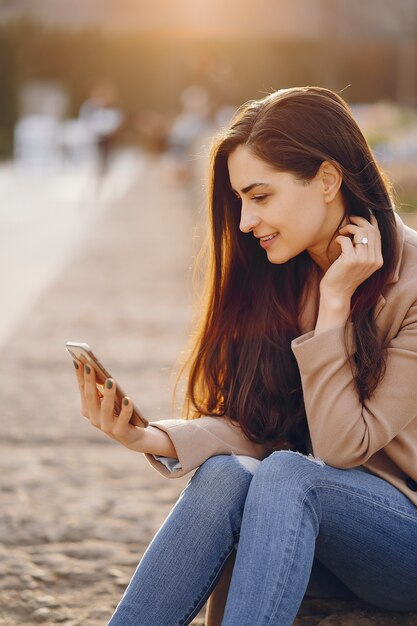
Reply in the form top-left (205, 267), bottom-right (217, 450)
top-left (123, 397), bottom-right (129, 406)
top-left (84, 364), bottom-right (91, 374)
top-left (106, 379), bottom-right (113, 389)
top-left (73, 360), bottom-right (79, 370)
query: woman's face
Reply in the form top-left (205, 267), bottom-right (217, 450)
top-left (227, 144), bottom-right (347, 272)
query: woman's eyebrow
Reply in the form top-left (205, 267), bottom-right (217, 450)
top-left (232, 182), bottom-right (270, 195)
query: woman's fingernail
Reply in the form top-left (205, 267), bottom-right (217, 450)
top-left (84, 364), bottom-right (91, 374)
top-left (106, 379), bottom-right (113, 389)
top-left (73, 360), bottom-right (79, 370)
top-left (123, 397), bottom-right (129, 406)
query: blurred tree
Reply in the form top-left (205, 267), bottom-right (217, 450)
top-left (0, 22), bottom-right (19, 157)
top-left (396, 0), bottom-right (417, 107)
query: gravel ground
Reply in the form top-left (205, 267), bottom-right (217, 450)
top-left (1, 155), bottom-right (417, 625)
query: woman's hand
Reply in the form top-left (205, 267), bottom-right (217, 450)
top-left (72, 357), bottom-right (147, 451)
top-left (319, 214), bottom-right (383, 301)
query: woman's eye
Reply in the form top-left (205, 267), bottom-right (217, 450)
top-left (252, 195), bottom-right (267, 203)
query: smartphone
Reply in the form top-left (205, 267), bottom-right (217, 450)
top-left (65, 341), bottom-right (149, 428)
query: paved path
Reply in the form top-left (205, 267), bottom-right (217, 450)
top-left (0, 148), bottom-right (145, 349)
top-left (1, 154), bottom-right (417, 625)
top-left (0, 156), bottom-right (199, 625)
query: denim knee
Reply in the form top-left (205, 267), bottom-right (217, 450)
top-left (192, 453), bottom-right (255, 486)
top-left (187, 454), bottom-right (254, 515)
top-left (251, 449), bottom-right (327, 495)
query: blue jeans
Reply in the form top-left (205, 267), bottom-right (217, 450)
top-left (107, 451), bottom-right (417, 625)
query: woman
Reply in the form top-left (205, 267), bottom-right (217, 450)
top-left (73, 86), bottom-right (417, 625)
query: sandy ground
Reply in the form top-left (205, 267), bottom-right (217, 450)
top-left (1, 155), bottom-right (417, 625)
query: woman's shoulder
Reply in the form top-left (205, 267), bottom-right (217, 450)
top-left (401, 212), bottom-right (417, 246)
top-left (374, 216), bottom-right (417, 333)
top-left (390, 213), bottom-right (417, 290)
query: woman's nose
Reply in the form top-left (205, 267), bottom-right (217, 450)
top-left (239, 206), bottom-right (260, 233)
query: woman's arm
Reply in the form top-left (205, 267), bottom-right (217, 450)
top-left (143, 416), bottom-right (269, 479)
top-left (314, 292), bottom-right (351, 336)
top-left (291, 298), bottom-right (417, 468)
top-left (72, 356), bottom-right (269, 477)
top-left (138, 425), bottom-right (177, 457)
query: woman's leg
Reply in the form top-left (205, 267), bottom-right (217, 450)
top-left (107, 454), bottom-right (256, 626)
top-left (304, 557), bottom-right (357, 600)
top-left (221, 450), bottom-right (417, 626)
top-left (204, 540), bottom-right (357, 626)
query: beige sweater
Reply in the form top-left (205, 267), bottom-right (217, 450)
top-left (145, 212), bottom-right (417, 508)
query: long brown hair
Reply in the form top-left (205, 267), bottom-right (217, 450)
top-left (178, 86), bottom-right (399, 454)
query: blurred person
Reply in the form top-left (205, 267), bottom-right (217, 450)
top-left (162, 84), bottom-right (214, 185)
top-left (134, 109), bottom-right (169, 155)
top-left (71, 86), bottom-right (417, 625)
top-left (79, 80), bottom-right (125, 180)
top-left (14, 115), bottom-right (62, 169)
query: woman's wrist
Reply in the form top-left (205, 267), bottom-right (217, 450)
top-left (314, 291), bottom-right (351, 337)
top-left (131, 425), bottom-right (178, 458)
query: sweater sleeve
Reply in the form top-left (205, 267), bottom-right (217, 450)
top-left (291, 302), bottom-right (417, 468)
top-left (143, 415), bottom-right (269, 479)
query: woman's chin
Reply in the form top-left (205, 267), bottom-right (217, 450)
top-left (265, 241), bottom-right (296, 265)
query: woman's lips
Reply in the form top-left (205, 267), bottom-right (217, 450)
top-left (259, 232), bottom-right (279, 249)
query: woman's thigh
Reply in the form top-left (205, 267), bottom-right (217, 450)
top-left (254, 452), bottom-right (417, 612)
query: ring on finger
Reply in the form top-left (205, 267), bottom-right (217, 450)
top-left (354, 236), bottom-right (369, 246)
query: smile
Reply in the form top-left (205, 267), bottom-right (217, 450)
top-left (260, 233), bottom-right (278, 242)
top-left (259, 232), bottom-right (279, 249)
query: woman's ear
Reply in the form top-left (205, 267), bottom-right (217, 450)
top-left (320, 161), bottom-right (342, 203)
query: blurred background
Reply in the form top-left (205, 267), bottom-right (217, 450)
top-left (1, 0), bottom-right (417, 346)
top-left (1, 0), bottom-right (417, 345)
top-left (1, 2), bottom-right (417, 625)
